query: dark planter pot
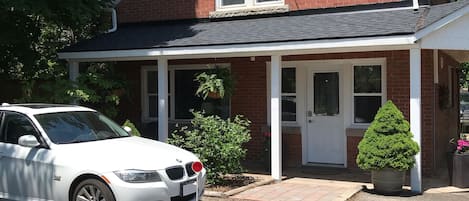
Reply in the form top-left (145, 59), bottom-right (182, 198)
top-left (372, 168), bottom-right (405, 195)
top-left (452, 153), bottom-right (469, 188)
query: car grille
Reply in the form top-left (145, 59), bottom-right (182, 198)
top-left (166, 166), bottom-right (184, 180)
top-left (185, 162), bottom-right (195, 177)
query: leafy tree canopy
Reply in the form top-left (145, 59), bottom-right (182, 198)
top-left (0, 0), bottom-right (113, 80)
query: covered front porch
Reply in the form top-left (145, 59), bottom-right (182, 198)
top-left (59, 1), bottom-right (469, 193)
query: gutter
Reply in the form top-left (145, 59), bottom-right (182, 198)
top-left (105, 8), bottom-right (118, 33)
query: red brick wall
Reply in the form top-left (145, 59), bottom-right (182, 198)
top-left (347, 136), bottom-right (362, 168)
top-left (230, 58), bottom-right (268, 160)
top-left (114, 50), bottom-right (439, 175)
top-left (285, 0), bottom-right (401, 10)
top-left (117, 0), bottom-right (402, 23)
top-left (117, 0), bottom-right (214, 23)
top-left (421, 49), bottom-right (435, 175)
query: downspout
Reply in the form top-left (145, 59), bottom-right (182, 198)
top-left (413, 0), bottom-right (419, 10)
top-left (105, 8), bottom-right (118, 33)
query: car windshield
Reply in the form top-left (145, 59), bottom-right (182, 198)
top-left (35, 111), bottom-right (130, 144)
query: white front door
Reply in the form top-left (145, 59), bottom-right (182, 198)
top-left (306, 66), bottom-right (345, 165)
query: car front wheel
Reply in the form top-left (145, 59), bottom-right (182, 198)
top-left (72, 179), bottom-right (115, 201)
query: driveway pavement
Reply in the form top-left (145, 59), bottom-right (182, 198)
top-left (231, 177), bottom-right (362, 201)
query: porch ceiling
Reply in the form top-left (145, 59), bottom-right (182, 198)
top-left (58, 0), bottom-right (469, 61)
top-left (444, 50), bottom-right (469, 63)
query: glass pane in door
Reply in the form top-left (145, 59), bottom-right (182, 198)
top-left (314, 72), bottom-right (339, 116)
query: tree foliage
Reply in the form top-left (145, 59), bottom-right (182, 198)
top-left (459, 62), bottom-right (469, 88)
top-left (356, 100), bottom-right (420, 171)
top-left (169, 111), bottom-right (251, 184)
top-left (0, 0), bottom-right (113, 95)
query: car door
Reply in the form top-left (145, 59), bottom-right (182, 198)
top-left (0, 112), bottom-right (55, 200)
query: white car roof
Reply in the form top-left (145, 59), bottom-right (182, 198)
top-left (0, 103), bottom-right (96, 115)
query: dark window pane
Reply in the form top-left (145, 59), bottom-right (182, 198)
top-left (149, 95), bottom-right (157, 118)
top-left (282, 68), bottom-right (296, 93)
top-left (175, 70), bottom-right (204, 119)
top-left (354, 65), bottom-right (381, 93)
top-left (147, 71), bottom-right (157, 94)
top-left (282, 96), bottom-right (296, 121)
top-left (222, 0), bottom-right (244, 6)
top-left (354, 96), bottom-right (381, 123)
top-left (147, 71), bottom-right (170, 93)
top-left (149, 96), bottom-right (170, 118)
top-left (201, 98), bottom-right (230, 119)
top-left (314, 72), bottom-right (339, 116)
top-left (2, 113), bottom-right (37, 144)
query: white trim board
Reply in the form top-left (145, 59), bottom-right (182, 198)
top-left (59, 35), bottom-right (416, 61)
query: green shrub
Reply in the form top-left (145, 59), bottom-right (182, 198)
top-left (169, 111), bottom-right (251, 184)
top-left (356, 100), bottom-right (419, 171)
top-left (122, 120), bottom-right (141, 137)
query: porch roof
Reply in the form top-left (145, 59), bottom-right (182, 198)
top-left (59, 0), bottom-right (469, 60)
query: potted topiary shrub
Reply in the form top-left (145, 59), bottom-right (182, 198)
top-left (356, 100), bottom-right (420, 194)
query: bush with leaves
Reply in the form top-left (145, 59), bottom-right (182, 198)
top-left (122, 120), bottom-right (141, 137)
top-left (356, 100), bottom-right (420, 171)
top-left (67, 63), bottom-right (127, 118)
top-left (169, 111), bottom-right (251, 184)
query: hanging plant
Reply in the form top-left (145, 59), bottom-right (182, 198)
top-left (194, 67), bottom-right (234, 100)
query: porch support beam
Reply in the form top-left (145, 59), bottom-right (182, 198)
top-left (68, 61), bottom-right (79, 104)
top-left (410, 48), bottom-right (422, 193)
top-left (158, 57), bottom-right (169, 142)
top-left (270, 54), bottom-right (282, 181)
top-left (68, 61), bottom-right (79, 82)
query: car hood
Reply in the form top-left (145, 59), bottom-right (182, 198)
top-left (52, 136), bottom-right (198, 172)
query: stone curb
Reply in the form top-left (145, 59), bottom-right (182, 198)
top-left (204, 178), bottom-right (276, 198)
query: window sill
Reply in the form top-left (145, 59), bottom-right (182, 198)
top-left (210, 5), bottom-right (289, 18)
top-left (345, 127), bottom-right (368, 137)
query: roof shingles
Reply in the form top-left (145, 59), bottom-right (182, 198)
top-left (62, 0), bottom-right (468, 53)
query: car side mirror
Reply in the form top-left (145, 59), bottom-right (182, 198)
top-left (18, 135), bottom-right (41, 148)
top-left (122, 126), bottom-right (133, 135)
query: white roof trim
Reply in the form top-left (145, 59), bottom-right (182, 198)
top-left (59, 35), bottom-right (417, 61)
top-left (415, 3), bottom-right (469, 40)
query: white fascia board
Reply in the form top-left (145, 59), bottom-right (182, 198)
top-left (58, 35), bottom-right (417, 62)
top-left (415, 4), bottom-right (469, 40)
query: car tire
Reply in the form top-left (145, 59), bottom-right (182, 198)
top-left (72, 178), bottom-right (115, 201)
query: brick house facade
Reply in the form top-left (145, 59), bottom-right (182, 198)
top-left (59, 0), bottom-right (469, 192)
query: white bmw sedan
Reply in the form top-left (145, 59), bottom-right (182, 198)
top-left (0, 103), bottom-right (205, 201)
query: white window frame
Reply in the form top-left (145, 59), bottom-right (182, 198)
top-left (280, 67), bottom-right (297, 124)
top-left (266, 64), bottom-right (299, 125)
top-left (141, 64), bottom-right (230, 123)
top-left (351, 60), bottom-right (387, 126)
top-left (216, 0), bottom-right (284, 11)
top-left (141, 66), bottom-right (172, 122)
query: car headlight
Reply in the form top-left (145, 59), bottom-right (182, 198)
top-left (113, 169), bottom-right (161, 183)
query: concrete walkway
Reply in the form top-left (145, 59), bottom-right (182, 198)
top-left (232, 177), bottom-right (363, 201)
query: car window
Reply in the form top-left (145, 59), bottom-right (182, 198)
top-left (0, 112), bottom-right (4, 142)
top-left (1, 112), bottom-right (39, 144)
top-left (35, 111), bottom-right (130, 144)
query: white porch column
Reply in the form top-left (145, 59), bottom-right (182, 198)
top-left (270, 55), bottom-right (282, 181)
top-left (68, 61), bottom-right (79, 82)
top-left (410, 48), bottom-right (422, 193)
top-left (158, 58), bottom-right (169, 142)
